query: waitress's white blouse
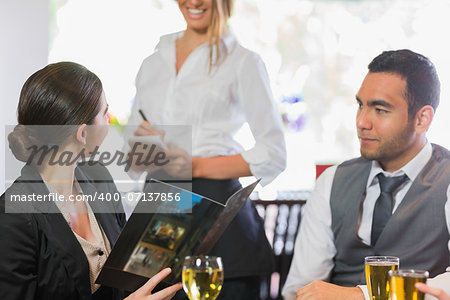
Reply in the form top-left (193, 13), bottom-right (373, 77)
top-left (127, 31), bottom-right (286, 186)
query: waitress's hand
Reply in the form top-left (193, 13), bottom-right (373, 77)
top-left (125, 268), bottom-right (182, 300)
top-left (163, 146), bottom-right (194, 179)
top-left (129, 121), bottom-right (167, 174)
top-left (134, 121), bottom-right (165, 139)
top-left (415, 282), bottom-right (450, 300)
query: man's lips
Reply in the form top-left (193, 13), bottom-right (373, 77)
top-left (359, 136), bottom-right (378, 143)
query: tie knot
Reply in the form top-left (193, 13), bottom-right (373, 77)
top-left (377, 173), bottom-right (408, 194)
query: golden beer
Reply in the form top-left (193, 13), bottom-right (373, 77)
top-left (389, 270), bottom-right (429, 300)
top-left (182, 256), bottom-right (224, 300)
top-left (365, 256), bottom-right (400, 300)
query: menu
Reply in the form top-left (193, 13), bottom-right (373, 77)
top-left (96, 178), bottom-right (260, 292)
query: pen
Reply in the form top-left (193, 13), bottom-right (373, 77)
top-left (138, 109), bottom-right (148, 122)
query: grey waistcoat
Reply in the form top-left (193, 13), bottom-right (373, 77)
top-left (330, 144), bottom-right (450, 286)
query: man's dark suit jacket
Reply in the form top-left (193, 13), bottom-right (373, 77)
top-left (0, 162), bottom-right (126, 300)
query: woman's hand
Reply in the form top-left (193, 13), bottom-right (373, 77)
top-left (415, 282), bottom-right (450, 300)
top-left (125, 268), bottom-right (182, 300)
top-left (128, 121), bottom-right (166, 174)
top-left (163, 146), bottom-right (192, 179)
top-left (134, 121), bottom-right (165, 138)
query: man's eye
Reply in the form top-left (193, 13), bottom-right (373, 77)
top-left (376, 108), bottom-right (387, 114)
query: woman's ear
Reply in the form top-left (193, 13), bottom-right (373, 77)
top-left (76, 124), bottom-right (88, 145)
top-left (414, 105), bottom-right (434, 134)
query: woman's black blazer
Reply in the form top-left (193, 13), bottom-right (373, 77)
top-left (0, 162), bottom-right (126, 300)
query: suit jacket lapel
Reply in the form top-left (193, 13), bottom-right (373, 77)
top-left (75, 166), bottom-right (121, 248)
top-left (40, 213), bottom-right (92, 299)
top-left (375, 150), bottom-right (435, 245)
top-left (17, 164), bottom-right (122, 298)
top-left (18, 164), bottom-right (92, 298)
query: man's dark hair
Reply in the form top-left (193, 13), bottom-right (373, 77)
top-left (368, 49), bottom-right (440, 119)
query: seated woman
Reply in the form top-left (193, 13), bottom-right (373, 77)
top-left (0, 62), bottom-right (182, 300)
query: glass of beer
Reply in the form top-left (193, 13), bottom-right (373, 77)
top-left (365, 256), bottom-right (400, 300)
top-left (182, 255), bottom-right (224, 300)
top-left (389, 269), bottom-right (429, 300)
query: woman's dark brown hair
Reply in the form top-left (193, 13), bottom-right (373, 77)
top-left (8, 61), bottom-right (103, 162)
top-left (17, 61), bottom-right (103, 125)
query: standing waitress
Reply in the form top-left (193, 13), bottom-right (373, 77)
top-left (127, 0), bottom-right (286, 299)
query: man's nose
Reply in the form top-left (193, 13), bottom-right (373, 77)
top-left (356, 108), bottom-right (372, 130)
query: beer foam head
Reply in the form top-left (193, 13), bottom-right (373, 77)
top-left (367, 261), bottom-right (399, 266)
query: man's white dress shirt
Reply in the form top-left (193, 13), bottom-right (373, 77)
top-left (126, 31), bottom-right (286, 186)
top-left (282, 142), bottom-right (450, 300)
top-left (425, 267), bottom-right (450, 300)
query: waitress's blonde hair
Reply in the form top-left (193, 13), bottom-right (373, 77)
top-left (208, 0), bottom-right (233, 70)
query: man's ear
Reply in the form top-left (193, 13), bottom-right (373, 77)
top-left (414, 105), bottom-right (434, 134)
top-left (76, 124), bottom-right (88, 145)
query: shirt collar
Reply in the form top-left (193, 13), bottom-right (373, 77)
top-left (155, 31), bottom-right (182, 68)
top-left (367, 141), bottom-right (432, 188)
top-left (155, 30), bottom-right (237, 66)
top-left (156, 31), bottom-right (184, 51)
top-left (221, 30), bottom-right (237, 53)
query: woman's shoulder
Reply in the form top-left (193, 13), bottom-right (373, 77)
top-left (1, 183), bottom-right (37, 236)
top-left (140, 31), bottom-right (182, 65)
top-left (228, 45), bottom-right (267, 75)
top-left (224, 36), bottom-right (265, 68)
top-left (1, 172), bottom-right (42, 215)
top-left (156, 31), bottom-right (183, 49)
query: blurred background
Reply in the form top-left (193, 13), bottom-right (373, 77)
top-left (2, 0), bottom-right (450, 196)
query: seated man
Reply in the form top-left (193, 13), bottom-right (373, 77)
top-left (282, 49), bottom-right (450, 300)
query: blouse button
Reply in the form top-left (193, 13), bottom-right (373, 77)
top-left (98, 249), bottom-right (104, 256)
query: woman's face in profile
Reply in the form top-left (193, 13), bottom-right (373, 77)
top-left (84, 91), bottom-right (109, 152)
top-left (178, 0), bottom-right (213, 33)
